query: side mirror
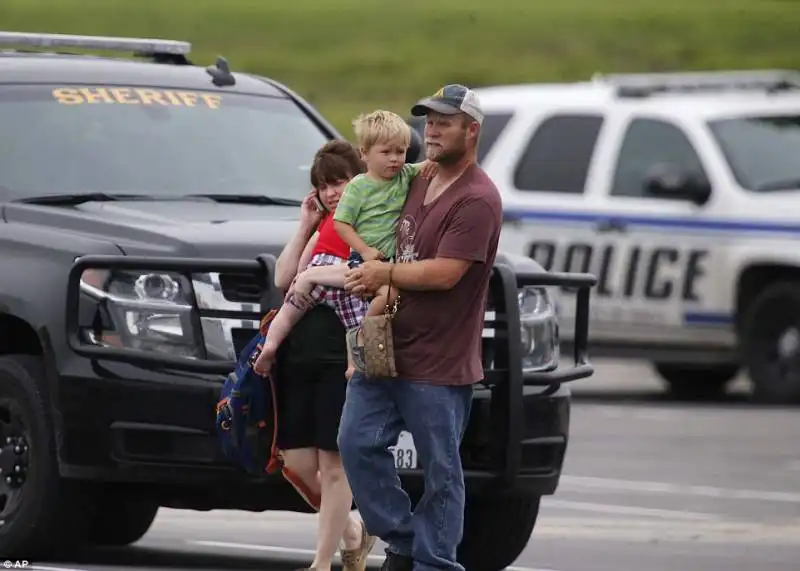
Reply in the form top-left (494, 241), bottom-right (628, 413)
top-left (406, 119), bottom-right (424, 163)
top-left (644, 163), bottom-right (711, 205)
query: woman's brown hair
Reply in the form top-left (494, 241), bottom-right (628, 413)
top-left (309, 139), bottom-right (366, 189)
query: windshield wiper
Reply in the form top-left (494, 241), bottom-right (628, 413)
top-left (15, 192), bottom-right (166, 206)
top-left (15, 192), bottom-right (304, 207)
top-left (184, 194), bottom-right (303, 207)
top-left (754, 178), bottom-right (800, 192)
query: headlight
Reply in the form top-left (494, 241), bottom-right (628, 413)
top-left (518, 286), bottom-right (559, 372)
top-left (79, 268), bottom-right (202, 358)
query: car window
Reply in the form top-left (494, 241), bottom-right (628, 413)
top-left (610, 118), bottom-right (707, 199)
top-left (708, 115), bottom-right (800, 192)
top-left (0, 84), bottom-right (329, 201)
top-left (406, 111), bottom-right (514, 165)
top-left (513, 114), bottom-right (604, 194)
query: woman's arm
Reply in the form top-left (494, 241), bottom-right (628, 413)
top-left (295, 233), bottom-right (319, 276)
top-left (275, 192), bottom-right (324, 289)
top-left (275, 225), bottom-right (317, 289)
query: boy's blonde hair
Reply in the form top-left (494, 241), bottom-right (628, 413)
top-left (352, 110), bottom-right (411, 151)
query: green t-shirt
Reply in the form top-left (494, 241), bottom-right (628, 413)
top-left (333, 162), bottom-right (421, 259)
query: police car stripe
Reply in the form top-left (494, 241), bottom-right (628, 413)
top-left (504, 208), bottom-right (800, 235)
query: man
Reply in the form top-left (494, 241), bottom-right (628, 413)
top-left (337, 84), bottom-right (503, 571)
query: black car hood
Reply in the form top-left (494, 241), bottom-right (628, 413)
top-left (3, 199), bottom-right (303, 259)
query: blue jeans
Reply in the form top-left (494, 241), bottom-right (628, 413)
top-left (337, 372), bottom-right (473, 571)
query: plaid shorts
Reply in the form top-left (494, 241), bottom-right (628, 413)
top-left (304, 253), bottom-right (369, 330)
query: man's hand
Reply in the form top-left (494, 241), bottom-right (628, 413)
top-left (344, 260), bottom-right (392, 297)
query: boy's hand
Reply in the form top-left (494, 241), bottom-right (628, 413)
top-left (419, 160), bottom-right (439, 179)
top-left (361, 247), bottom-right (384, 262)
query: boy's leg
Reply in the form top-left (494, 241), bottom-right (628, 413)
top-left (394, 380), bottom-right (473, 571)
top-left (253, 293), bottom-right (313, 375)
top-left (364, 285), bottom-right (392, 318)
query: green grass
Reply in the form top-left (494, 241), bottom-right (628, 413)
top-left (3, 0), bottom-right (800, 136)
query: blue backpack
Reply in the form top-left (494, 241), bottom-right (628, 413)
top-left (215, 309), bottom-right (282, 476)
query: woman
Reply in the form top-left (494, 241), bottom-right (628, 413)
top-left (271, 140), bottom-right (375, 571)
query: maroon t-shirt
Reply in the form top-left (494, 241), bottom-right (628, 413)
top-left (391, 164), bottom-right (502, 386)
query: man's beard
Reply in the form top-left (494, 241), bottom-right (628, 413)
top-left (426, 133), bottom-right (467, 165)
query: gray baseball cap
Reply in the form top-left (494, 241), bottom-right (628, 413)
top-left (410, 84), bottom-right (484, 124)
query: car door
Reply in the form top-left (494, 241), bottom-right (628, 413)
top-left (485, 105), bottom-right (625, 341)
top-left (589, 110), bottom-right (733, 349)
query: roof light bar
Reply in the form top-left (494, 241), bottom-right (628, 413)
top-left (0, 31), bottom-right (191, 55)
top-left (591, 69), bottom-right (800, 97)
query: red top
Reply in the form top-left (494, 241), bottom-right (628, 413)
top-left (311, 213), bottom-right (350, 259)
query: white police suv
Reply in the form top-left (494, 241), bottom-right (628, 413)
top-left (412, 70), bottom-right (800, 404)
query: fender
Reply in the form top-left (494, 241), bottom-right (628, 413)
top-left (727, 242), bottom-right (800, 320)
top-left (0, 219), bottom-right (124, 467)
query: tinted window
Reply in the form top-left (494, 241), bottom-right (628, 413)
top-left (513, 114), bottom-right (604, 193)
top-left (0, 85), bottom-right (329, 201)
top-left (611, 118), bottom-right (706, 199)
top-left (406, 111), bottom-right (513, 164)
top-left (708, 115), bottom-right (800, 192)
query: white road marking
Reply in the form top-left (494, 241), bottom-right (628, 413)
top-left (560, 475), bottom-right (800, 503)
top-left (30, 566), bottom-right (90, 571)
top-left (543, 499), bottom-right (721, 520)
top-left (186, 540), bottom-right (560, 571)
top-left (529, 517), bottom-right (800, 544)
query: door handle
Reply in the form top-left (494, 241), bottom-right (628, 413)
top-left (596, 218), bottom-right (628, 233)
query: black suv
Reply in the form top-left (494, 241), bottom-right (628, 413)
top-left (0, 31), bottom-right (595, 570)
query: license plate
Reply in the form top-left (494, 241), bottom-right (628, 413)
top-left (390, 430), bottom-right (417, 469)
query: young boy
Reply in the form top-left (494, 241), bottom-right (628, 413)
top-left (254, 111), bottom-right (434, 379)
top-left (333, 110), bottom-right (433, 323)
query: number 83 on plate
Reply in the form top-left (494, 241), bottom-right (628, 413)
top-left (390, 431), bottom-right (418, 470)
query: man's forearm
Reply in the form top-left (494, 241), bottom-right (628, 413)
top-left (385, 258), bottom-right (469, 291)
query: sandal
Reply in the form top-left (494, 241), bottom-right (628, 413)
top-left (340, 519), bottom-right (377, 571)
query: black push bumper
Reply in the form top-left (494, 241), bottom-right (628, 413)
top-left (63, 254), bottom-right (596, 497)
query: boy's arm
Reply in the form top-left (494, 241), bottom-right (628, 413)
top-left (333, 179), bottom-right (382, 257)
top-left (405, 160), bottom-right (437, 179)
top-left (334, 221), bottom-right (375, 258)
top-left (405, 162), bottom-right (423, 176)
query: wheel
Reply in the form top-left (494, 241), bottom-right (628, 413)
top-left (0, 355), bottom-right (92, 558)
top-left (87, 495), bottom-right (159, 546)
top-left (457, 490), bottom-right (540, 571)
top-left (653, 363), bottom-right (739, 400)
top-left (740, 281), bottom-right (800, 403)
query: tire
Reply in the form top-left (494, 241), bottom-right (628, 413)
top-left (739, 281), bottom-right (800, 404)
top-left (0, 355), bottom-right (92, 558)
top-left (653, 363), bottom-right (739, 400)
top-left (87, 495), bottom-right (159, 546)
top-left (457, 490), bottom-right (540, 571)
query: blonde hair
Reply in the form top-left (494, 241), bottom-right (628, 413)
top-left (352, 109), bottom-right (411, 151)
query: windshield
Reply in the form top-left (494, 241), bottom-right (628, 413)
top-left (0, 84), bottom-right (329, 201)
top-left (707, 114), bottom-right (800, 192)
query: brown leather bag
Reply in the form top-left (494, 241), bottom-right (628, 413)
top-left (350, 267), bottom-right (400, 378)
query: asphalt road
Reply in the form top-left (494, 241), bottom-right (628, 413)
top-left (31, 360), bottom-right (800, 571)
